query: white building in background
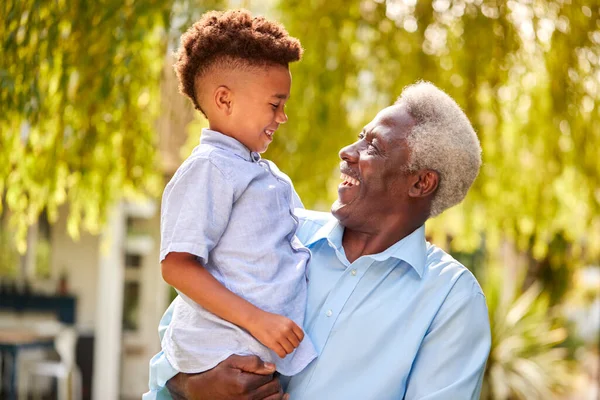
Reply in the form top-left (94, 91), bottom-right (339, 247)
top-left (47, 199), bottom-right (167, 399)
top-left (14, 57), bottom-right (197, 399)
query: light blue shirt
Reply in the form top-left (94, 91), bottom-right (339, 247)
top-left (158, 128), bottom-right (316, 376)
top-left (145, 209), bottom-right (491, 400)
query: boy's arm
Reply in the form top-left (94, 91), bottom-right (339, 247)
top-left (162, 252), bottom-right (304, 358)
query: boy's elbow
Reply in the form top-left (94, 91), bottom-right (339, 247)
top-left (161, 260), bottom-right (174, 284)
top-left (161, 252), bottom-right (195, 285)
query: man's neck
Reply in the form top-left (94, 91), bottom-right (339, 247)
top-left (341, 219), bottom-right (424, 263)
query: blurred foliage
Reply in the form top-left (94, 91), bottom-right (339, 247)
top-left (0, 220), bottom-right (20, 277)
top-left (0, 0), bottom-right (231, 255)
top-left (3, 1), bottom-right (597, 295)
top-left (265, 0), bottom-right (600, 303)
top-left (1, 0), bottom-right (596, 397)
top-left (34, 236), bottom-right (51, 278)
top-left (481, 267), bottom-right (576, 400)
top-left (0, 0), bottom-right (173, 252)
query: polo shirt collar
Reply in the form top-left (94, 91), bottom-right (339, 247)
top-left (200, 128), bottom-right (261, 162)
top-left (305, 217), bottom-right (426, 278)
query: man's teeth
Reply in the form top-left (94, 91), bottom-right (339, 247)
top-left (265, 130), bottom-right (274, 137)
top-left (340, 173), bottom-right (360, 186)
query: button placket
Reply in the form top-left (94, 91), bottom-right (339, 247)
top-left (310, 258), bottom-right (374, 353)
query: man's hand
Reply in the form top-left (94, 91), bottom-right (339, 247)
top-left (166, 354), bottom-right (288, 400)
top-left (247, 311), bottom-right (305, 358)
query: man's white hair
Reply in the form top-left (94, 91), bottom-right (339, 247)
top-left (396, 81), bottom-right (482, 217)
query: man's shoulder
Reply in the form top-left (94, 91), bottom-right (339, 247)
top-left (294, 209), bottom-right (334, 243)
top-left (424, 243), bottom-right (484, 298)
top-left (295, 208), bottom-right (333, 227)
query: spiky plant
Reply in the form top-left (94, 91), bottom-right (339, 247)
top-left (480, 269), bottom-right (577, 400)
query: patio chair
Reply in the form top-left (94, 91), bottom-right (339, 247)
top-left (22, 326), bottom-right (82, 400)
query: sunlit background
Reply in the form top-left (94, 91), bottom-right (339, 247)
top-left (1, 0), bottom-right (598, 399)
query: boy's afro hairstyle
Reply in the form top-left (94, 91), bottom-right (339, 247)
top-left (174, 9), bottom-right (303, 111)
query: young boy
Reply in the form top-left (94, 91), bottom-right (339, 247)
top-left (147, 9), bottom-right (317, 392)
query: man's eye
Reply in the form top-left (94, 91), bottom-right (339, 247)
top-left (366, 143), bottom-right (379, 154)
top-left (270, 103), bottom-right (279, 110)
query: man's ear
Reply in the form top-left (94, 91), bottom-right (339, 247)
top-left (408, 169), bottom-right (439, 198)
top-left (213, 85), bottom-right (233, 115)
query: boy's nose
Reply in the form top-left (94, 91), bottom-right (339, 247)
top-left (275, 109), bottom-right (288, 124)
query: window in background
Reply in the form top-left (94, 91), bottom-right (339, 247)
top-left (122, 280), bottom-right (140, 331)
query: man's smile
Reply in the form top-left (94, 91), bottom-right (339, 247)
top-left (339, 172), bottom-right (360, 187)
top-left (336, 169), bottom-right (362, 210)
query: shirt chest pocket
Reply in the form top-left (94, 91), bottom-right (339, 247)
top-left (245, 177), bottom-right (292, 214)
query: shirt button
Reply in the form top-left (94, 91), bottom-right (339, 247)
top-left (351, 269), bottom-right (357, 276)
top-left (326, 310), bottom-right (333, 317)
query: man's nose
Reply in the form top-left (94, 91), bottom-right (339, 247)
top-left (339, 143), bottom-right (358, 162)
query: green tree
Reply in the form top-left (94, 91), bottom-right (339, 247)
top-left (264, 1), bottom-right (365, 209)
top-left (1, 0), bottom-right (174, 252)
top-left (0, 0), bottom-right (225, 258)
top-left (271, 0), bottom-right (600, 302)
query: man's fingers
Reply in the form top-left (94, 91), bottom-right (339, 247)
top-left (262, 392), bottom-right (286, 400)
top-left (237, 370), bottom-right (274, 393)
top-left (165, 374), bottom-right (188, 400)
top-left (283, 394), bottom-right (290, 400)
top-left (227, 354), bottom-right (276, 375)
top-left (248, 376), bottom-right (284, 400)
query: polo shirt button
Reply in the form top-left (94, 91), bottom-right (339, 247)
top-left (351, 269), bottom-right (357, 276)
top-left (326, 310), bottom-right (333, 317)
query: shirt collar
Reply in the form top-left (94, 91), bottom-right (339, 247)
top-left (305, 218), bottom-right (427, 278)
top-left (200, 128), bottom-right (261, 163)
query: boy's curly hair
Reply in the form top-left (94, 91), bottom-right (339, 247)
top-left (174, 9), bottom-right (303, 112)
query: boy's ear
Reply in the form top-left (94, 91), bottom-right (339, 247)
top-left (214, 85), bottom-right (233, 115)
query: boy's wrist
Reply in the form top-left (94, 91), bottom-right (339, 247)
top-left (237, 304), bottom-right (264, 332)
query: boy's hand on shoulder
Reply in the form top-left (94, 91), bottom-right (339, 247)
top-left (248, 311), bottom-right (305, 358)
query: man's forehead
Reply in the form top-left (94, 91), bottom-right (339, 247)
top-left (365, 104), bottom-right (414, 134)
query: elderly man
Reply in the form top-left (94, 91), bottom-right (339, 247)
top-left (148, 81), bottom-right (490, 400)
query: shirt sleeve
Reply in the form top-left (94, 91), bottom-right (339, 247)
top-left (291, 187), bottom-right (304, 209)
top-left (160, 157), bottom-right (234, 264)
top-left (263, 159), bottom-right (304, 209)
top-left (404, 290), bottom-right (491, 400)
